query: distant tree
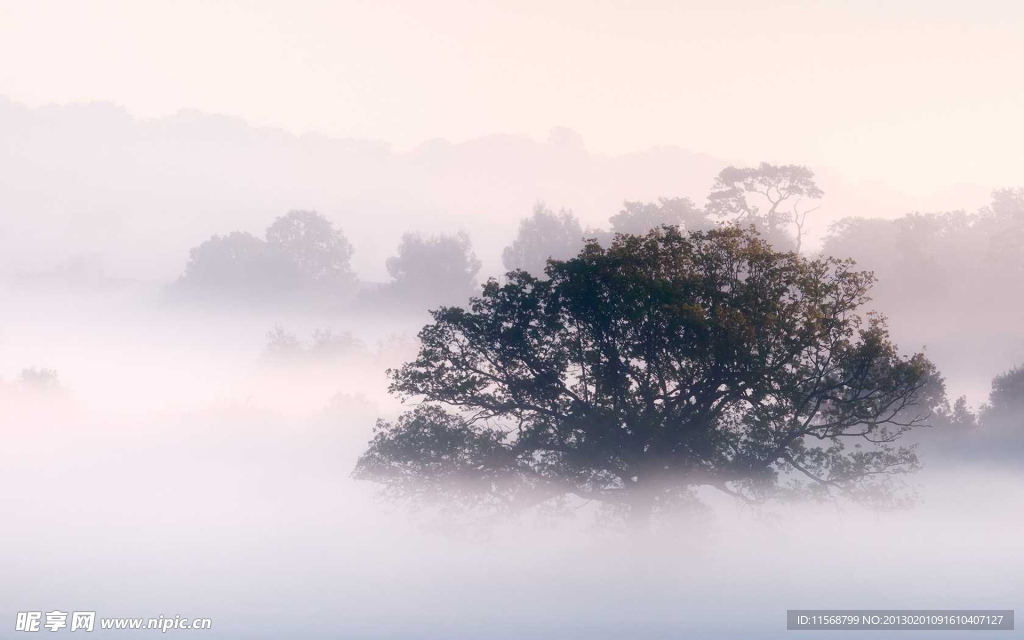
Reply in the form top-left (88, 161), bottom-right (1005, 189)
top-left (355, 226), bottom-right (939, 527)
top-left (980, 365), bottom-right (1024, 431)
top-left (980, 188), bottom-right (1024, 274)
top-left (943, 396), bottom-right (980, 430)
top-left (821, 217), bottom-right (896, 271)
top-left (263, 325), bottom-right (305, 362)
top-left (308, 328), bottom-right (364, 359)
top-left (502, 203), bottom-right (584, 276)
top-left (384, 231), bottom-right (482, 307)
top-left (707, 163), bottom-right (823, 251)
top-left (265, 210), bottom-right (357, 291)
top-left (16, 367), bottom-right (65, 394)
top-left (822, 212), bottom-right (971, 307)
top-left (262, 325), bottom-right (365, 366)
top-left (925, 391), bottom-right (979, 431)
top-left (822, 191), bottom-right (1023, 319)
top-left (609, 197), bottom-right (711, 236)
top-left (178, 231), bottom-right (301, 295)
top-left (175, 210), bottom-right (358, 303)
top-left (1, 367), bottom-right (72, 405)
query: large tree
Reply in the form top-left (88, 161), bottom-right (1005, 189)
top-left (707, 163), bottom-right (823, 252)
top-left (356, 227), bottom-right (939, 526)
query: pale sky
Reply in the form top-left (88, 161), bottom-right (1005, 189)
top-left (1, 0), bottom-right (1022, 194)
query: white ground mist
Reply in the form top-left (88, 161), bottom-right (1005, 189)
top-left (2, 289), bottom-right (1021, 639)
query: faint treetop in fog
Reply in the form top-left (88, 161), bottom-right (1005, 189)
top-left (980, 365), bottom-right (1024, 431)
top-left (546, 126), bottom-right (586, 150)
top-left (825, 211), bottom-right (973, 303)
top-left (265, 210), bottom-right (357, 290)
top-left (262, 325), bottom-right (365, 367)
top-left (984, 188), bottom-right (1024, 273)
top-left (355, 226), bottom-right (940, 528)
top-left (175, 211), bottom-right (357, 303)
top-left (384, 231), bottom-right (482, 307)
top-left (1, 367), bottom-right (72, 409)
top-left (821, 189), bottom-right (1024, 319)
top-left (707, 163), bottom-right (823, 252)
top-left (16, 367), bottom-right (65, 394)
top-left (263, 325), bottom-right (305, 361)
top-left (501, 203), bottom-right (585, 276)
top-left (608, 197), bottom-right (712, 237)
top-left (180, 231), bottom-right (302, 293)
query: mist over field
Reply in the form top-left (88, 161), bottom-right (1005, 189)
top-left (2, 282), bottom-right (1022, 639)
top-left (2, 2), bottom-right (1024, 638)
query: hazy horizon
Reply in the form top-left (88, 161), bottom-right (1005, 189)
top-left (3, 1), bottom-right (1023, 193)
top-left (0, 94), bottom-right (996, 285)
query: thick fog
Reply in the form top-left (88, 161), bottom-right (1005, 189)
top-left (2, 5), bottom-right (1023, 635)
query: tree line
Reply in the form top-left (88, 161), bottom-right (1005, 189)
top-left (169, 163), bottom-right (826, 309)
top-left (172, 164), bottom-right (1023, 326)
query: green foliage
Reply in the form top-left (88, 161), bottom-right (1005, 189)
top-left (355, 226), bottom-right (939, 523)
top-left (355, 405), bottom-right (526, 511)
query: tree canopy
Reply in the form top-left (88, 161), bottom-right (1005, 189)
top-left (355, 226), bottom-right (940, 526)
